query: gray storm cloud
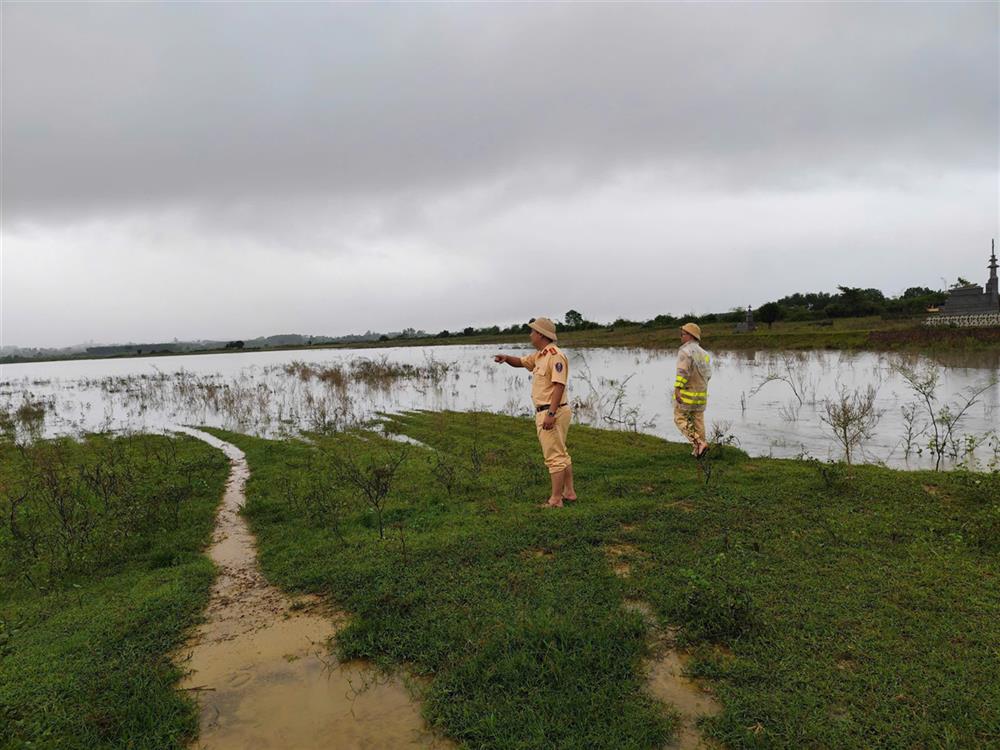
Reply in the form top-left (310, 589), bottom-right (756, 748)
top-left (5, 2), bottom-right (996, 220)
top-left (1, 2), bottom-right (997, 347)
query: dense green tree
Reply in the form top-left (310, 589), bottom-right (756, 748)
top-left (756, 302), bottom-right (785, 329)
top-left (777, 291), bottom-right (833, 311)
top-left (902, 286), bottom-right (938, 299)
top-left (564, 310), bottom-right (584, 328)
top-left (641, 313), bottom-right (678, 329)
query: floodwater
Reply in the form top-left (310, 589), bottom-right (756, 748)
top-left (174, 428), bottom-right (450, 749)
top-left (1, 344), bottom-right (998, 469)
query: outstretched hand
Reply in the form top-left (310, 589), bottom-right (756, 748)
top-left (494, 354), bottom-right (507, 364)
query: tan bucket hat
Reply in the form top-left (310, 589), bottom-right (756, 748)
top-left (528, 316), bottom-right (558, 341)
top-left (680, 322), bottom-right (702, 340)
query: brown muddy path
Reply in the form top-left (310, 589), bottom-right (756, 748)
top-left (649, 628), bottom-right (722, 750)
top-left (174, 428), bottom-right (450, 749)
top-left (615, 552), bottom-right (722, 750)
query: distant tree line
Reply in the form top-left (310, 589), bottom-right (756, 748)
top-left (751, 285), bottom-right (948, 327)
top-left (13, 282), bottom-right (951, 364)
top-left (393, 284), bottom-right (949, 341)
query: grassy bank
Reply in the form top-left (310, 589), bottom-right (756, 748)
top-left (208, 412), bottom-right (999, 749)
top-left (0, 433), bottom-right (229, 749)
top-left (406, 316), bottom-right (999, 355)
top-left (554, 316), bottom-right (1000, 353)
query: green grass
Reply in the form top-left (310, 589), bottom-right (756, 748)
top-left (205, 412), bottom-right (1000, 749)
top-left (486, 316), bottom-right (999, 355)
top-left (0, 434), bottom-right (229, 750)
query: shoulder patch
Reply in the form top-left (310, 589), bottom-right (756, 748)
top-left (555, 362), bottom-right (564, 373)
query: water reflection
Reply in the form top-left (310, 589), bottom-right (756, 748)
top-left (1, 345), bottom-right (997, 471)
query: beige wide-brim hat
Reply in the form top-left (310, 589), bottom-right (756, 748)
top-left (528, 317), bottom-right (558, 341)
top-left (680, 322), bottom-right (702, 340)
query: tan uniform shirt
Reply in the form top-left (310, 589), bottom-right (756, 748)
top-left (522, 345), bottom-right (569, 407)
top-left (675, 341), bottom-right (710, 413)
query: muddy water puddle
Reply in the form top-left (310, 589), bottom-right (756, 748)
top-left (648, 635), bottom-right (722, 750)
top-left (175, 428), bottom-right (450, 749)
top-left (621, 593), bottom-right (721, 750)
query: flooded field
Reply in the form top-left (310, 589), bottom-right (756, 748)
top-left (1, 344), bottom-right (997, 470)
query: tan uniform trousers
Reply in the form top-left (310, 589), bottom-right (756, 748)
top-left (535, 408), bottom-right (572, 474)
top-left (673, 405), bottom-right (706, 447)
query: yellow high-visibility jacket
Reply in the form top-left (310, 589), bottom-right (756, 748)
top-left (674, 341), bottom-right (711, 412)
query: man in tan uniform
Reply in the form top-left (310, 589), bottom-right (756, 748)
top-left (494, 317), bottom-right (576, 508)
top-left (674, 322), bottom-right (711, 458)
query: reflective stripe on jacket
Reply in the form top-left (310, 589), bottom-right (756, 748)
top-left (675, 341), bottom-right (711, 412)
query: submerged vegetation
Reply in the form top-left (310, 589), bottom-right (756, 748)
top-left (4, 347), bottom-right (997, 471)
top-left (284, 353), bottom-right (451, 390)
top-left (0, 433), bottom-right (228, 749)
top-left (200, 412), bottom-right (999, 749)
top-left (0, 392), bottom-right (53, 443)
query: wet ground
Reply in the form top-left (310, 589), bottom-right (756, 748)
top-left (615, 552), bottom-right (721, 749)
top-left (174, 428), bottom-right (451, 749)
top-left (648, 634), bottom-right (722, 750)
top-left (175, 427), bottom-right (721, 748)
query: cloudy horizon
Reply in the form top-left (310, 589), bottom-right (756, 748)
top-left (3, 2), bottom-right (997, 348)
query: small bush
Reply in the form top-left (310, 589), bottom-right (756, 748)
top-left (970, 504), bottom-right (1000, 554)
top-left (678, 558), bottom-right (757, 642)
top-left (806, 457), bottom-right (849, 492)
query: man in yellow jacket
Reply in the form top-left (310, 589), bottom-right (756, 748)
top-left (494, 317), bottom-right (576, 508)
top-left (674, 322), bottom-right (711, 458)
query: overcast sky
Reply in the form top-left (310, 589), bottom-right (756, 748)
top-left (2, 2), bottom-right (997, 348)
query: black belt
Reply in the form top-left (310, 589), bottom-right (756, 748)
top-left (536, 403), bottom-right (568, 413)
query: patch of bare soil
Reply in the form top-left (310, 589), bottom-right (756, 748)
top-left (521, 547), bottom-right (555, 560)
top-left (923, 483), bottom-right (958, 500)
top-left (604, 542), bottom-right (645, 579)
top-left (663, 500), bottom-right (696, 513)
top-left (626, 601), bottom-right (722, 750)
top-left (174, 428), bottom-right (451, 750)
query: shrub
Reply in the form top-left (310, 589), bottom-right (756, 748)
top-left (678, 557), bottom-right (757, 642)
